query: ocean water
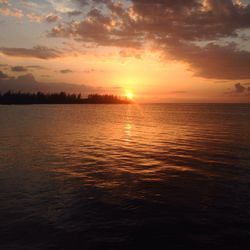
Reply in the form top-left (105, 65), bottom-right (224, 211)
top-left (0, 104), bottom-right (250, 249)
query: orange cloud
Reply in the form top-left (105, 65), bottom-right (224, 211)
top-left (0, 46), bottom-right (62, 59)
top-left (47, 0), bottom-right (250, 80)
top-left (0, 7), bottom-right (23, 17)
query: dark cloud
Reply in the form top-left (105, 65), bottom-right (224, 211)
top-left (27, 65), bottom-right (47, 70)
top-left (235, 82), bottom-right (246, 93)
top-left (162, 41), bottom-right (250, 79)
top-left (1, 64), bottom-right (46, 72)
top-left (0, 0), bottom-right (8, 5)
top-left (83, 68), bottom-right (96, 73)
top-left (131, 0), bottom-right (250, 41)
top-left (74, 0), bottom-right (108, 5)
top-left (0, 46), bottom-right (61, 59)
top-left (64, 0), bottom-right (250, 42)
top-left (46, 14), bottom-right (60, 23)
top-left (48, 1), bottom-right (144, 48)
top-left (0, 70), bottom-right (10, 80)
top-left (0, 64), bottom-right (9, 70)
top-left (48, 0), bottom-right (250, 80)
top-left (226, 82), bottom-right (250, 96)
top-left (60, 69), bottom-right (74, 74)
top-left (74, 0), bottom-right (89, 5)
top-left (67, 10), bottom-right (82, 16)
top-left (0, 71), bottom-right (97, 94)
top-left (11, 66), bottom-right (28, 72)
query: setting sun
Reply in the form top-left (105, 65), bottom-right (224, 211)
top-left (126, 92), bottom-right (134, 100)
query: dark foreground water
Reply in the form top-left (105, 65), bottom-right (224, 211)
top-left (0, 104), bottom-right (250, 250)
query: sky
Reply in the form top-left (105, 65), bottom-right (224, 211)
top-left (1, 0), bottom-right (250, 102)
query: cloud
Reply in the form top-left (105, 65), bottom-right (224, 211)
top-left (67, 10), bottom-right (82, 16)
top-left (0, 64), bottom-right (8, 67)
top-left (0, 71), bottom-right (97, 94)
top-left (48, 0), bottom-right (250, 80)
top-left (0, 70), bottom-right (10, 80)
top-left (55, 0), bottom-right (250, 43)
top-left (119, 49), bottom-right (142, 59)
top-left (0, 0), bottom-right (8, 4)
top-left (1, 64), bottom-right (46, 72)
top-left (60, 69), bottom-right (74, 74)
top-left (26, 65), bottom-right (47, 70)
top-left (0, 3), bottom-right (58, 23)
top-left (0, 46), bottom-right (61, 59)
top-left (162, 41), bottom-right (250, 79)
top-left (11, 66), bottom-right (28, 72)
top-left (230, 82), bottom-right (250, 95)
top-left (41, 74), bottom-right (50, 78)
top-left (74, 0), bottom-right (90, 5)
top-left (0, 7), bottom-right (23, 17)
top-left (1, 64), bottom-right (47, 72)
top-left (45, 14), bottom-right (60, 23)
top-left (26, 13), bottom-right (44, 22)
top-left (82, 68), bottom-right (105, 74)
top-left (20, 0), bottom-right (37, 8)
top-left (47, 2), bottom-right (144, 48)
top-left (235, 82), bottom-right (246, 93)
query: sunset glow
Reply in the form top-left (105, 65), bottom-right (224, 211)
top-left (0, 0), bottom-right (250, 102)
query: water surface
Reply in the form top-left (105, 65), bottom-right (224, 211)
top-left (0, 104), bottom-right (250, 249)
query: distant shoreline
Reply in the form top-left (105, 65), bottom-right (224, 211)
top-left (0, 103), bottom-right (134, 105)
top-left (0, 92), bottom-right (133, 105)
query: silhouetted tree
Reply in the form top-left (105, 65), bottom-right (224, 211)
top-left (0, 91), bottom-right (132, 105)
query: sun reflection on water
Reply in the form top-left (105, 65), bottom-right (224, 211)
top-left (124, 123), bottom-right (132, 139)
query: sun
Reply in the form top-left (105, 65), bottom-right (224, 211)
top-left (126, 91), bottom-right (134, 100)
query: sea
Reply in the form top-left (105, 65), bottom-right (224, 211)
top-left (0, 104), bottom-right (250, 249)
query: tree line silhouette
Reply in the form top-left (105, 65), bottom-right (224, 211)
top-left (0, 91), bottom-right (132, 105)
